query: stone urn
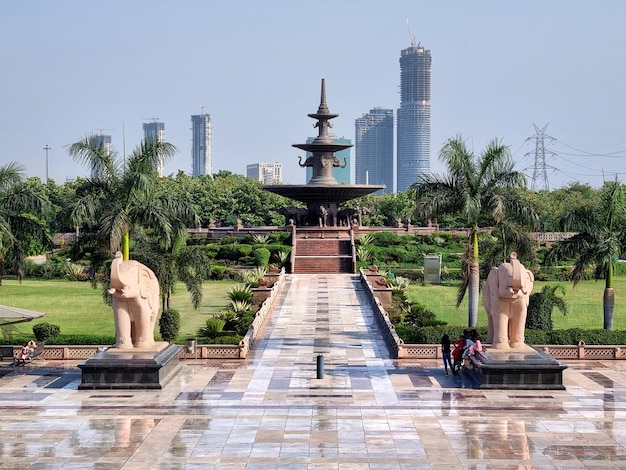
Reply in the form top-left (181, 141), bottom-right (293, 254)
top-left (375, 277), bottom-right (387, 287)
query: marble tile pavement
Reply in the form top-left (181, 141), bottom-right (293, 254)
top-left (1, 274), bottom-right (626, 469)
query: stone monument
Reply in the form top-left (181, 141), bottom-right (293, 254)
top-left (264, 79), bottom-right (384, 226)
top-left (78, 252), bottom-right (183, 389)
top-left (467, 253), bottom-right (567, 389)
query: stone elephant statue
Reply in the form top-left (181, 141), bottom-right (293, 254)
top-left (318, 205), bottom-right (328, 227)
top-left (108, 252), bottom-right (160, 349)
top-left (277, 206), bottom-right (308, 226)
top-left (483, 252), bottom-right (534, 350)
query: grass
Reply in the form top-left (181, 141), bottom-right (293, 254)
top-left (2, 276), bottom-right (625, 344)
top-left (408, 277), bottom-right (626, 330)
top-left (0, 278), bottom-right (238, 342)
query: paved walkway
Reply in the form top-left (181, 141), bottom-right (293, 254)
top-left (1, 274), bottom-right (626, 469)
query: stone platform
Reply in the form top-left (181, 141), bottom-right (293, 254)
top-left (78, 342), bottom-right (183, 389)
top-left (468, 345), bottom-right (567, 389)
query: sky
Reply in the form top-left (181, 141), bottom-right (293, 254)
top-left (2, 1), bottom-right (626, 190)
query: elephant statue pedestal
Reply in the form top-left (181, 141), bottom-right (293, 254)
top-left (464, 348), bottom-right (567, 390)
top-left (79, 252), bottom-right (183, 389)
top-left (463, 253), bottom-right (567, 389)
top-left (78, 342), bottom-right (183, 390)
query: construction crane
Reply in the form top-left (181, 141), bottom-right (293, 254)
top-left (405, 18), bottom-right (417, 46)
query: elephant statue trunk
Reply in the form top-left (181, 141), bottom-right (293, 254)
top-left (109, 252), bottom-right (160, 350)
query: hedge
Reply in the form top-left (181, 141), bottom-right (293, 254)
top-left (396, 326), bottom-right (626, 345)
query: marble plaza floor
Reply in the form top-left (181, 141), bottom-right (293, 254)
top-left (2, 274), bottom-right (626, 469)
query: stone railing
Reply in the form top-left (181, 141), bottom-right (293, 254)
top-left (375, 342), bottom-right (626, 361)
top-left (238, 267), bottom-right (286, 358)
top-left (359, 268), bottom-right (406, 358)
top-left (9, 340), bottom-right (624, 362)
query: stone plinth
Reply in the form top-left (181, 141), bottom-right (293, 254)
top-left (78, 342), bottom-right (183, 390)
top-left (467, 345), bottom-right (567, 390)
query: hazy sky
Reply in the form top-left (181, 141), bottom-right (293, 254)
top-left (2, 1), bottom-right (626, 190)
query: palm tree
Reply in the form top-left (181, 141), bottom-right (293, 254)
top-left (134, 238), bottom-right (212, 310)
top-left (545, 180), bottom-right (626, 329)
top-left (0, 162), bottom-right (50, 284)
top-left (411, 135), bottom-right (536, 327)
top-left (67, 134), bottom-right (198, 262)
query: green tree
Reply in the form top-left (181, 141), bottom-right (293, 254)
top-left (411, 135), bottom-right (536, 327)
top-left (66, 134), bottom-right (198, 262)
top-left (0, 163), bottom-right (50, 284)
top-left (134, 238), bottom-right (212, 310)
top-left (526, 284), bottom-right (568, 331)
top-left (545, 180), bottom-right (626, 329)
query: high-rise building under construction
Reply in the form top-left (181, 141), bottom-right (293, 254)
top-left (355, 108), bottom-right (393, 194)
top-left (397, 42), bottom-right (431, 192)
top-left (143, 120), bottom-right (165, 177)
top-left (191, 113), bottom-right (212, 176)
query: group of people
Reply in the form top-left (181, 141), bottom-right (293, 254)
top-left (441, 330), bottom-right (483, 375)
top-left (14, 340), bottom-right (37, 366)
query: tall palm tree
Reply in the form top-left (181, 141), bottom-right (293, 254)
top-left (134, 237), bottom-right (212, 310)
top-left (67, 134), bottom-right (198, 262)
top-left (545, 180), bottom-right (626, 329)
top-left (411, 135), bottom-right (536, 327)
top-left (0, 162), bottom-right (50, 284)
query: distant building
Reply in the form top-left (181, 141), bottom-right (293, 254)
top-left (305, 135), bottom-right (351, 184)
top-left (355, 108), bottom-right (394, 194)
top-left (397, 43), bottom-right (431, 192)
top-left (88, 134), bottom-right (112, 179)
top-left (191, 113), bottom-right (213, 176)
top-left (142, 121), bottom-right (165, 176)
top-left (247, 163), bottom-right (283, 185)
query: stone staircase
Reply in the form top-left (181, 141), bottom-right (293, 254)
top-left (290, 227), bottom-right (355, 274)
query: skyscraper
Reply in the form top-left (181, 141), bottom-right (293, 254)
top-left (305, 135), bottom-right (351, 184)
top-left (355, 108), bottom-right (393, 194)
top-left (88, 133), bottom-right (112, 179)
top-left (397, 42), bottom-right (431, 192)
top-left (247, 163), bottom-right (283, 184)
top-left (142, 120), bottom-right (165, 176)
top-left (191, 113), bottom-right (213, 176)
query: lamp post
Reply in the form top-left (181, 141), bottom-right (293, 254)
top-left (43, 144), bottom-right (51, 183)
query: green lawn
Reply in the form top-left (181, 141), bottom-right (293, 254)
top-left (0, 279), bottom-right (238, 341)
top-left (2, 276), bottom-right (624, 343)
top-left (408, 277), bottom-right (626, 330)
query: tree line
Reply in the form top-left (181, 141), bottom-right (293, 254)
top-left (1, 133), bottom-right (624, 328)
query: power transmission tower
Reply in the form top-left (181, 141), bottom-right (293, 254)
top-left (525, 123), bottom-right (557, 191)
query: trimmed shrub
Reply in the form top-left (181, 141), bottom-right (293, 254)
top-left (371, 231), bottom-right (404, 246)
top-left (208, 334), bottom-right (243, 345)
top-left (236, 311), bottom-right (256, 336)
top-left (526, 284), bottom-right (568, 331)
top-left (159, 309), bottom-right (181, 343)
top-left (252, 247), bottom-right (271, 267)
top-left (238, 245), bottom-right (253, 257)
top-left (217, 244), bottom-right (243, 261)
top-left (32, 322), bottom-right (61, 343)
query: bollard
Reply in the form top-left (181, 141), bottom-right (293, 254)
top-left (316, 354), bottom-right (324, 379)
